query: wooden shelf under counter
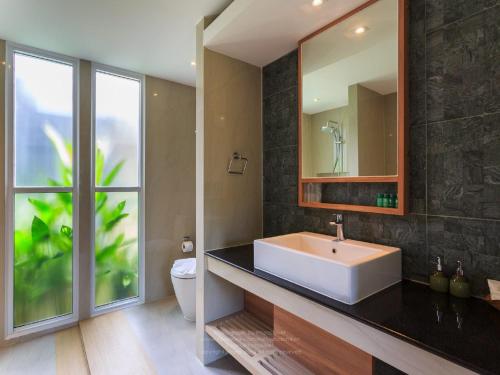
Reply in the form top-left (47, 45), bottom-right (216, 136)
top-left (206, 291), bottom-right (374, 375)
top-left (205, 310), bottom-right (314, 375)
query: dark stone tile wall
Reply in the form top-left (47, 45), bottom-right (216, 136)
top-left (262, 0), bottom-right (500, 296)
top-left (321, 183), bottom-right (397, 206)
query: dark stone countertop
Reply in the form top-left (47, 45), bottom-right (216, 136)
top-left (206, 245), bottom-right (500, 375)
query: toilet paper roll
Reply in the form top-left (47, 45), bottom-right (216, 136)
top-left (182, 240), bottom-right (194, 253)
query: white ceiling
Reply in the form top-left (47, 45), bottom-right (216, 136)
top-left (0, 0), bottom-right (232, 87)
top-left (204, 0), bottom-right (367, 67)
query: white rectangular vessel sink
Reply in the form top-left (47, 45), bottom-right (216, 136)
top-left (254, 232), bottom-right (401, 305)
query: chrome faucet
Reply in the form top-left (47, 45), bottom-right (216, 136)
top-left (329, 214), bottom-right (345, 241)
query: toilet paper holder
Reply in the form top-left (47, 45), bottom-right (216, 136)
top-left (182, 236), bottom-right (194, 253)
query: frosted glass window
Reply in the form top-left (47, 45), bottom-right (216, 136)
top-left (14, 193), bottom-right (73, 327)
top-left (94, 192), bottom-right (139, 307)
top-left (92, 66), bottom-right (143, 312)
top-left (14, 53), bottom-right (74, 187)
top-left (95, 72), bottom-right (140, 187)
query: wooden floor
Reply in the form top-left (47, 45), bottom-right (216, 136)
top-left (0, 297), bottom-right (248, 375)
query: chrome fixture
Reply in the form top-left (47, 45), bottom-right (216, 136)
top-left (227, 152), bottom-right (248, 175)
top-left (320, 120), bottom-right (345, 175)
top-left (329, 214), bottom-right (345, 241)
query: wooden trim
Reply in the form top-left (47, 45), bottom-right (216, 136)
top-left (397, 0), bottom-right (409, 216)
top-left (299, 201), bottom-right (403, 215)
top-left (274, 306), bottom-right (373, 375)
top-left (299, 0), bottom-right (379, 44)
top-left (297, 0), bottom-right (408, 216)
top-left (298, 44), bottom-right (304, 206)
top-left (302, 176), bottom-right (398, 184)
top-left (244, 291), bottom-right (274, 328)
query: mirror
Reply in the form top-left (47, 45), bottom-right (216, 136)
top-left (301, 0), bottom-right (399, 178)
top-left (298, 0), bottom-right (408, 215)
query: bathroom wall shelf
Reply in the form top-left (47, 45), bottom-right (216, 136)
top-left (205, 311), bottom-right (314, 375)
top-left (300, 201), bottom-right (401, 215)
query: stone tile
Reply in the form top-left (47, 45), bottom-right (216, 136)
top-left (262, 50), bottom-right (298, 99)
top-left (303, 207), bottom-right (339, 236)
top-left (425, 0), bottom-right (499, 31)
top-left (472, 253), bottom-right (500, 295)
top-left (263, 146), bottom-right (298, 204)
top-left (426, 6), bottom-right (500, 122)
top-left (427, 216), bottom-right (500, 258)
top-left (321, 184), bottom-right (351, 205)
top-left (263, 87), bottom-right (298, 150)
top-left (409, 0), bottom-right (427, 127)
top-left (346, 213), bottom-right (428, 281)
top-left (261, 5), bottom-right (500, 294)
top-left (427, 113), bottom-right (500, 219)
top-left (263, 203), bottom-right (304, 237)
top-left (428, 215), bottom-right (500, 295)
top-left (409, 125), bottom-right (426, 214)
top-left (322, 183), bottom-right (397, 207)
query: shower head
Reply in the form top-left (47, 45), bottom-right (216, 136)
top-left (321, 120), bottom-right (339, 134)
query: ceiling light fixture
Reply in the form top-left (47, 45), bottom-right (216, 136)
top-left (313, 97), bottom-right (320, 102)
top-left (355, 26), bottom-right (367, 34)
top-left (312, 0), bottom-right (323, 7)
top-left (190, 61), bottom-right (196, 66)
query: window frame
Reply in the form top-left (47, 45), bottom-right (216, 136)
top-left (4, 42), bottom-right (80, 338)
top-left (90, 63), bottom-right (145, 316)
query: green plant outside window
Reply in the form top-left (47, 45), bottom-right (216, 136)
top-left (14, 128), bottom-right (138, 326)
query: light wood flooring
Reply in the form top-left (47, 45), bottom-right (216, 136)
top-left (0, 297), bottom-right (248, 375)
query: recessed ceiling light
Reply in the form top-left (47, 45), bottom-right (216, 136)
top-left (153, 92), bottom-right (159, 97)
top-left (312, 0), bottom-right (323, 7)
top-left (313, 97), bottom-right (320, 102)
top-left (355, 26), bottom-right (367, 34)
top-left (190, 61), bottom-right (196, 66)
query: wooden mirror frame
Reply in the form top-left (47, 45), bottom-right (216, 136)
top-left (298, 0), bottom-right (408, 215)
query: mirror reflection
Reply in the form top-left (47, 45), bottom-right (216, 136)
top-left (301, 0), bottom-right (398, 178)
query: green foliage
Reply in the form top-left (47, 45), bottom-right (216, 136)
top-left (13, 193), bottom-right (73, 326)
top-left (94, 148), bottom-right (138, 306)
top-left (14, 126), bottom-right (138, 326)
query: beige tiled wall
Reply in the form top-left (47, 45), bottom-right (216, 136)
top-left (195, 34), bottom-right (262, 364)
top-left (145, 76), bottom-right (196, 302)
top-left (203, 49), bottom-right (263, 250)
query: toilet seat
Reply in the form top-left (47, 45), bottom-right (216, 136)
top-left (171, 258), bottom-right (196, 279)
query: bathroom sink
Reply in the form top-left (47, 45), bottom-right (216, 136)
top-left (254, 232), bottom-right (401, 305)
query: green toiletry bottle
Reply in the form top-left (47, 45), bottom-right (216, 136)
top-left (394, 194), bottom-right (398, 208)
top-left (388, 194), bottom-right (395, 208)
top-left (382, 194), bottom-right (389, 208)
top-left (376, 193), bottom-right (384, 207)
top-left (449, 261), bottom-right (471, 298)
top-left (429, 256), bottom-right (449, 293)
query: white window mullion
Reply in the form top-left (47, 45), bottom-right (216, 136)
top-left (94, 186), bottom-right (141, 193)
top-left (13, 187), bottom-right (74, 194)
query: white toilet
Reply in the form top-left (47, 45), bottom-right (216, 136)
top-left (171, 258), bottom-right (196, 321)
